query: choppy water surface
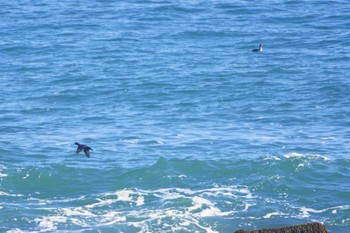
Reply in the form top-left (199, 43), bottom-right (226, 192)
top-left (1, 0), bottom-right (350, 232)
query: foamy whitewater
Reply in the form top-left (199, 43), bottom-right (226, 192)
top-left (1, 1), bottom-right (350, 232)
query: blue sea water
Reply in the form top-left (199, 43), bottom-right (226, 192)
top-left (1, 0), bottom-right (350, 232)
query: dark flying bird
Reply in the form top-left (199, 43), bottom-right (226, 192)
top-left (252, 44), bottom-right (263, 52)
top-left (74, 142), bottom-right (92, 158)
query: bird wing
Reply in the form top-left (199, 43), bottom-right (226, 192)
top-left (84, 148), bottom-right (90, 158)
top-left (76, 147), bottom-right (82, 154)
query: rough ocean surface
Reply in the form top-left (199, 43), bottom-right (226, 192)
top-left (1, 1), bottom-right (349, 232)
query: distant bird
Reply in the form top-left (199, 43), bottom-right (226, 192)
top-left (252, 44), bottom-right (263, 52)
top-left (74, 142), bottom-right (92, 158)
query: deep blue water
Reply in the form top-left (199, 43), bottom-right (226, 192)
top-left (1, 0), bottom-right (350, 232)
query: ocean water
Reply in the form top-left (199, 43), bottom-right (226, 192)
top-left (1, 0), bottom-right (350, 232)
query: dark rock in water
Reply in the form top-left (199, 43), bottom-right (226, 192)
top-left (234, 222), bottom-right (328, 233)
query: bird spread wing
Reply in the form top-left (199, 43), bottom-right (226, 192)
top-left (76, 147), bottom-right (82, 154)
top-left (84, 148), bottom-right (90, 158)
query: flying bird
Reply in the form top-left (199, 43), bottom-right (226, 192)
top-left (74, 142), bottom-right (92, 158)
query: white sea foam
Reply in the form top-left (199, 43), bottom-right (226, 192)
top-left (63, 207), bottom-right (95, 217)
top-left (0, 164), bottom-right (8, 178)
top-left (155, 190), bottom-right (185, 200)
top-left (335, 205), bottom-right (350, 210)
top-left (0, 191), bottom-right (23, 197)
top-left (156, 140), bottom-right (164, 144)
top-left (263, 156), bottom-right (281, 161)
top-left (126, 139), bottom-right (139, 144)
top-left (28, 185), bottom-right (252, 232)
top-left (283, 153), bottom-right (330, 160)
top-left (136, 195), bottom-right (145, 206)
top-left (263, 211), bottom-right (286, 218)
top-left (191, 196), bottom-right (212, 207)
top-left (6, 229), bottom-right (26, 233)
top-left (99, 211), bottom-right (126, 225)
top-left (299, 207), bottom-right (326, 217)
top-left (284, 152), bottom-right (307, 158)
top-left (242, 203), bottom-right (253, 211)
top-left (86, 198), bottom-right (117, 208)
top-left (298, 205), bottom-right (350, 218)
top-left (35, 216), bottom-right (67, 231)
top-left (116, 190), bottom-right (134, 202)
top-left (116, 189), bottom-right (145, 206)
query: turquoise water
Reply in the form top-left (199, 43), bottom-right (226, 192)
top-left (1, 1), bottom-right (350, 232)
